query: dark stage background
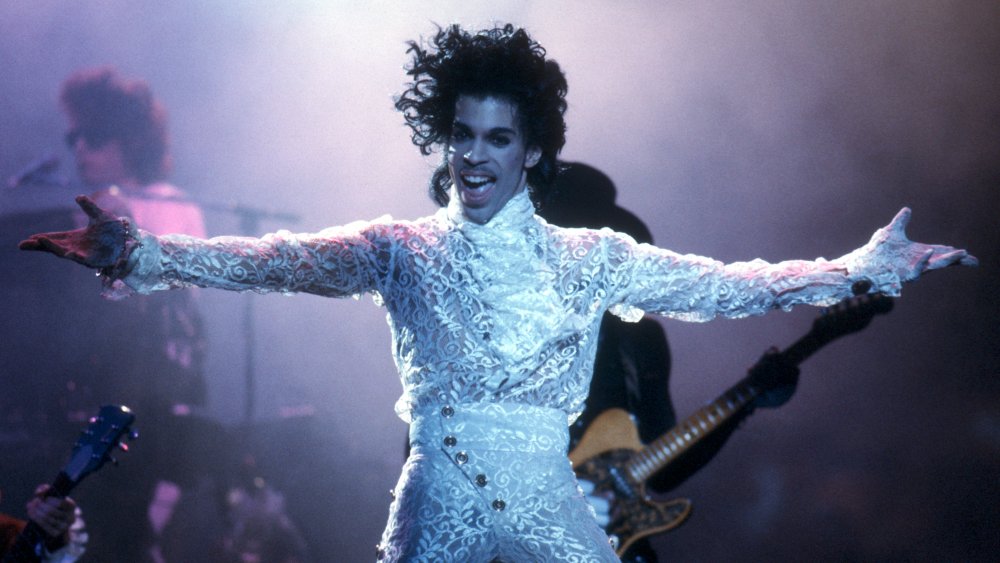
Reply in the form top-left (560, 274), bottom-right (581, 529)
top-left (1, 2), bottom-right (997, 561)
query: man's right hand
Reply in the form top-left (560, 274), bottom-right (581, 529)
top-left (578, 478), bottom-right (611, 528)
top-left (26, 485), bottom-right (76, 541)
top-left (19, 195), bottom-right (129, 269)
top-left (749, 347), bottom-right (800, 409)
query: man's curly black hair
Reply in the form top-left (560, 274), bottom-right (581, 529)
top-left (395, 23), bottom-right (568, 207)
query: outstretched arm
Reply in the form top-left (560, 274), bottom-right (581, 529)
top-left (615, 207), bottom-right (978, 322)
top-left (20, 195), bottom-right (387, 299)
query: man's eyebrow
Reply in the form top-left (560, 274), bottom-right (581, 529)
top-left (487, 126), bottom-right (518, 136)
top-left (451, 120), bottom-right (520, 138)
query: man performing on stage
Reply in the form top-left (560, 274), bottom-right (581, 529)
top-left (20, 23), bottom-right (976, 562)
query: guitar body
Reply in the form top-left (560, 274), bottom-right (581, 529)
top-left (569, 408), bottom-right (643, 465)
top-left (571, 409), bottom-right (693, 556)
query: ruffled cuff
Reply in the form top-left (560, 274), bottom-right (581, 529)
top-left (99, 227), bottom-right (169, 301)
top-left (98, 217), bottom-right (144, 300)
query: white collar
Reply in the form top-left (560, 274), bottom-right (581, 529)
top-left (444, 185), bottom-right (535, 234)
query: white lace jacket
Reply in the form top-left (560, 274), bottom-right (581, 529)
top-left (115, 188), bottom-right (897, 423)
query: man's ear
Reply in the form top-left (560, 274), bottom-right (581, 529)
top-left (525, 146), bottom-right (542, 169)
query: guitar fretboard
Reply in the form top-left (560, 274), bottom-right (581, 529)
top-left (626, 380), bottom-right (761, 482)
top-left (624, 293), bottom-right (892, 483)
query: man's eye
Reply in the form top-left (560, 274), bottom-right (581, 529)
top-left (491, 136), bottom-right (511, 147)
top-left (451, 129), bottom-right (469, 141)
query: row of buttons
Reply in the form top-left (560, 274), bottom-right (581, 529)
top-left (440, 405), bottom-right (504, 511)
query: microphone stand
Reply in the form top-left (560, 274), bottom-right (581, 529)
top-left (199, 200), bottom-right (302, 425)
top-left (127, 191), bottom-right (302, 425)
top-left (8, 181), bottom-right (301, 425)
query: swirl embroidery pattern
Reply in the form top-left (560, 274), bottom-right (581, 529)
top-left (119, 188), bottom-right (883, 424)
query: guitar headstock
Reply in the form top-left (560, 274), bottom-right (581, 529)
top-left (812, 291), bottom-right (894, 344)
top-left (61, 404), bottom-right (136, 488)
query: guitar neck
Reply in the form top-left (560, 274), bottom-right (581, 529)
top-left (625, 376), bottom-right (760, 483)
top-left (625, 328), bottom-right (832, 483)
top-left (1, 404), bottom-right (134, 563)
top-left (782, 328), bottom-right (828, 368)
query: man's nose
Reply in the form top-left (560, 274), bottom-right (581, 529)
top-left (463, 140), bottom-right (487, 164)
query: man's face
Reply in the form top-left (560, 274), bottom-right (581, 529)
top-left (447, 95), bottom-right (541, 224)
top-left (65, 120), bottom-right (133, 188)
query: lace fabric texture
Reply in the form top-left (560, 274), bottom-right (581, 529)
top-left (118, 188), bottom-right (893, 423)
top-left (380, 402), bottom-right (617, 562)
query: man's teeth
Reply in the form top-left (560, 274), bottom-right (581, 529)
top-left (464, 175), bottom-right (493, 189)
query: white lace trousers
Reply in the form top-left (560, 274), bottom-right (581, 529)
top-left (377, 402), bottom-right (618, 562)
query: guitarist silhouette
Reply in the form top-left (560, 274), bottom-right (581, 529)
top-left (544, 162), bottom-right (852, 562)
top-left (569, 281), bottom-right (891, 558)
top-left (541, 162), bottom-right (792, 561)
top-left (541, 162), bottom-right (778, 561)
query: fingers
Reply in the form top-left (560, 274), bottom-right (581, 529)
top-left (588, 495), bottom-right (611, 527)
top-left (75, 194), bottom-right (100, 217)
top-left (915, 248), bottom-right (934, 273)
top-left (18, 236), bottom-right (42, 251)
top-left (927, 249), bottom-right (979, 270)
top-left (75, 194), bottom-right (116, 223)
top-left (19, 228), bottom-right (116, 267)
top-left (18, 233), bottom-right (71, 258)
top-left (27, 496), bottom-right (75, 537)
top-left (887, 207), bottom-right (912, 236)
top-left (578, 480), bottom-right (612, 527)
top-left (588, 494), bottom-right (610, 513)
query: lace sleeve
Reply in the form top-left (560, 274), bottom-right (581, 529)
top-left (113, 219), bottom-right (392, 299)
top-left (608, 236), bottom-right (887, 323)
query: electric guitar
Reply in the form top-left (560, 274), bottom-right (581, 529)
top-left (570, 291), bottom-right (894, 556)
top-left (2, 405), bottom-right (136, 563)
